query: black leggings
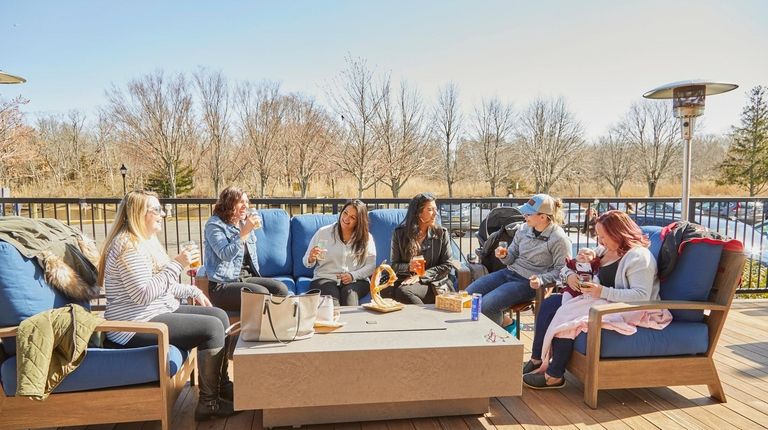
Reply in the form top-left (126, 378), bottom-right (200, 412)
top-left (125, 305), bottom-right (228, 351)
top-left (209, 277), bottom-right (290, 313)
top-left (394, 281), bottom-right (435, 304)
top-left (310, 278), bottom-right (370, 306)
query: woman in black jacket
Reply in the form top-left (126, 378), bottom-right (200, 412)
top-left (390, 193), bottom-right (453, 304)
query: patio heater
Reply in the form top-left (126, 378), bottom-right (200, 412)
top-left (0, 70), bottom-right (26, 84)
top-left (643, 80), bottom-right (738, 220)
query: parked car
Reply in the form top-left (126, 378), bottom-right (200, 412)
top-left (632, 213), bottom-right (768, 266)
top-left (438, 203), bottom-right (472, 237)
top-left (724, 201), bottom-right (765, 225)
top-left (563, 203), bottom-right (587, 232)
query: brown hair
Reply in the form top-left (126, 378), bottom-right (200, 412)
top-left (596, 210), bottom-right (649, 256)
top-left (335, 200), bottom-right (370, 265)
top-left (213, 186), bottom-right (245, 224)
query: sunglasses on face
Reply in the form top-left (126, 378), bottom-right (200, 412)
top-left (147, 205), bottom-right (165, 216)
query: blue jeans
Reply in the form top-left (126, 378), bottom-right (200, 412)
top-left (466, 269), bottom-right (535, 325)
top-left (531, 294), bottom-right (563, 359)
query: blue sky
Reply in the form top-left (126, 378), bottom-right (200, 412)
top-left (2, 0), bottom-right (767, 139)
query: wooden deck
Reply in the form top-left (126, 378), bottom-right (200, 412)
top-left (49, 299), bottom-right (768, 430)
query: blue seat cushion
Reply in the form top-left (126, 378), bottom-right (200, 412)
top-left (271, 276), bottom-right (296, 295)
top-left (573, 321), bottom-right (709, 358)
top-left (295, 276), bottom-right (313, 295)
top-left (369, 209), bottom-right (406, 266)
top-left (1, 345), bottom-right (186, 396)
top-left (290, 214), bottom-right (337, 279)
top-left (660, 242), bottom-right (723, 322)
top-left (254, 209), bottom-right (292, 277)
top-left (0, 241), bottom-right (89, 355)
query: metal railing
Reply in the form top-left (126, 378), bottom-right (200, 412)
top-left (1, 196), bottom-right (766, 294)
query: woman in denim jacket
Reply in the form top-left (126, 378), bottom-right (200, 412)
top-left (203, 186), bottom-right (289, 312)
top-left (389, 193), bottom-right (453, 304)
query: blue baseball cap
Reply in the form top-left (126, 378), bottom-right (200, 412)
top-left (517, 194), bottom-right (555, 216)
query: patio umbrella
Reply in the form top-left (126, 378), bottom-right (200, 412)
top-left (0, 70), bottom-right (26, 84)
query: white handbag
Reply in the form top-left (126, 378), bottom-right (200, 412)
top-left (240, 288), bottom-right (321, 342)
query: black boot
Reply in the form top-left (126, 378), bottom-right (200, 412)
top-left (194, 347), bottom-right (236, 421)
top-left (219, 335), bottom-right (235, 402)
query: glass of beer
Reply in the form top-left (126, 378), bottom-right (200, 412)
top-left (497, 241), bottom-right (508, 258)
top-left (316, 240), bottom-right (327, 261)
top-left (249, 208), bottom-right (262, 229)
top-left (411, 255), bottom-right (426, 276)
top-left (181, 240), bottom-right (201, 269)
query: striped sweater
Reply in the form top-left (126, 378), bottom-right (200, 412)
top-left (103, 235), bottom-right (202, 345)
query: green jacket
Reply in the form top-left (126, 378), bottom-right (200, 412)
top-left (16, 304), bottom-right (103, 400)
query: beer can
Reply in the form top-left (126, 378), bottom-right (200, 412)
top-left (471, 293), bottom-right (482, 321)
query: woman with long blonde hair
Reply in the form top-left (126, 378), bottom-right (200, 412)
top-left (98, 190), bottom-right (235, 421)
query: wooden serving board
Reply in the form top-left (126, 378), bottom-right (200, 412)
top-left (362, 302), bottom-right (406, 313)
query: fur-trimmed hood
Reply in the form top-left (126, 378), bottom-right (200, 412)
top-left (0, 217), bottom-right (100, 301)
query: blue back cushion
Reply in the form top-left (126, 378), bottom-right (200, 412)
top-left (0, 241), bottom-right (88, 355)
top-left (290, 214), bottom-right (337, 279)
top-left (641, 226), bottom-right (663, 260)
top-left (660, 242), bottom-right (723, 321)
top-left (369, 209), bottom-right (406, 265)
top-left (253, 209), bottom-right (292, 277)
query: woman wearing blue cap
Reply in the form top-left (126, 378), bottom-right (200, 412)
top-left (466, 193), bottom-right (572, 326)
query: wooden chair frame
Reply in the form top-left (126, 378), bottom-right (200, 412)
top-left (566, 249), bottom-right (746, 408)
top-left (0, 321), bottom-right (196, 430)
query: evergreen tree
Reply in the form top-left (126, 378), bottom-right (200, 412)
top-left (146, 163), bottom-right (195, 197)
top-left (718, 86), bottom-right (768, 196)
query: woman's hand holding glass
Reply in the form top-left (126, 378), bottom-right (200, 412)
top-left (566, 273), bottom-right (581, 290)
top-left (176, 241), bottom-right (200, 270)
top-left (579, 281), bottom-right (603, 298)
top-left (495, 241), bottom-right (509, 259)
top-left (240, 209), bottom-right (261, 239)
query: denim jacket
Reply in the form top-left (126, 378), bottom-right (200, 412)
top-left (203, 214), bottom-right (260, 283)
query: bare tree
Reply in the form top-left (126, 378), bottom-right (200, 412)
top-left (373, 79), bottom-right (429, 197)
top-left (618, 101), bottom-right (680, 197)
top-left (328, 57), bottom-right (384, 197)
top-left (106, 70), bottom-right (197, 197)
top-left (283, 94), bottom-right (335, 197)
top-left (593, 129), bottom-right (634, 196)
top-left (0, 96), bottom-right (35, 188)
top-left (518, 97), bottom-right (585, 193)
top-left (431, 83), bottom-right (464, 197)
top-left (195, 68), bottom-right (233, 196)
top-left (692, 133), bottom-right (729, 181)
top-left (92, 111), bottom-right (122, 195)
top-left (471, 97), bottom-right (515, 196)
top-left (236, 80), bottom-right (285, 197)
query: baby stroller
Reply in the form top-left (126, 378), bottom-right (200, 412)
top-left (474, 206), bottom-right (525, 274)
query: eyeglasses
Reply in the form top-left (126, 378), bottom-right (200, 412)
top-left (147, 205), bottom-right (165, 216)
top-left (484, 329), bottom-right (511, 343)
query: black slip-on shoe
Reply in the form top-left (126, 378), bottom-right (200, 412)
top-left (523, 372), bottom-right (566, 390)
top-left (522, 359), bottom-right (542, 374)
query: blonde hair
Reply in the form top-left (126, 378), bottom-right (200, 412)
top-left (544, 198), bottom-right (565, 226)
top-left (97, 190), bottom-right (165, 286)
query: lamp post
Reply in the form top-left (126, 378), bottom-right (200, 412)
top-left (119, 164), bottom-right (128, 194)
top-left (643, 80), bottom-right (738, 220)
top-left (572, 170), bottom-right (582, 198)
top-left (0, 70), bottom-right (26, 84)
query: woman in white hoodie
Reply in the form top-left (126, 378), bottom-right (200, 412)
top-left (522, 210), bottom-right (659, 389)
top-left (303, 200), bottom-right (376, 306)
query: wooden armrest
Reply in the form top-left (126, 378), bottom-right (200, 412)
top-left (588, 300), bottom-right (727, 321)
top-left (456, 264), bottom-right (471, 290)
top-left (0, 320), bottom-right (169, 339)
